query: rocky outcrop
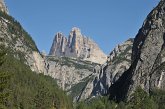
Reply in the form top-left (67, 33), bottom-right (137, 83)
top-left (78, 39), bottom-right (133, 101)
top-left (109, 0), bottom-right (165, 102)
top-left (45, 56), bottom-right (94, 90)
top-left (49, 27), bottom-right (107, 64)
top-left (0, 0), bottom-right (8, 14)
top-left (26, 51), bottom-right (47, 73)
top-left (44, 56), bottom-right (98, 102)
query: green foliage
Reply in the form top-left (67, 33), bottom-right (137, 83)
top-left (0, 72), bottom-right (10, 108)
top-left (0, 74), bottom-right (10, 106)
top-left (151, 89), bottom-right (165, 109)
top-left (116, 102), bottom-right (127, 109)
top-left (0, 46), bottom-right (11, 108)
top-left (0, 10), bottom-right (72, 109)
top-left (76, 101), bottom-right (87, 109)
top-left (128, 87), bottom-right (158, 109)
top-left (76, 87), bottom-right (165, 109)
top-left (0, 52), bottom-right (73, 109)
top-left (76, 97), bottom-right (116, 109)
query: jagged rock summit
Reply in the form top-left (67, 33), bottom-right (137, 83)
top-left (0, 0), bottom-right (8, 14)
top-left (49, 27), bottom-right (107, 64)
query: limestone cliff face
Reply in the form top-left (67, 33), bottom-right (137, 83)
top-left (44, 56), bottom-right (97, 102)
top-left (0, 9), bottom-right (46, 74)
top-left (78, 39), bottom-right (133, 101)
top-left (49, 27), bottom-right (107, 64)
top-left (0, 0), bottom-right (8, 14)
top-left (109, 0), bottom-right (165, 102)
top-left (45, 56), bottom-right (94, 90)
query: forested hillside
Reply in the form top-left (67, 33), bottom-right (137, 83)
top-left (0, 11), bottom-right (73, 109)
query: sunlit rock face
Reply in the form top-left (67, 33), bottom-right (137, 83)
top-left (109, 0), bottom-right (165, 102)
top-left (49, 27), bottom-right (107, 64)
top-left (0, 0), bottom-right (8, 14)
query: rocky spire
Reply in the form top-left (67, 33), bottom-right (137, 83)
top-left (0, 0), bottom-right (8, 14)
top-left (68, 27), bottom-right (82, 54)
top-left (49, 27), bottom-right (107, 64)
top-left (49, 32), bottom-right (67, 56)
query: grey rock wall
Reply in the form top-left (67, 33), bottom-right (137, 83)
top-left (78, 39), bottom-right (133, 101)
top-left (109, 0), bottom-right (165, 102)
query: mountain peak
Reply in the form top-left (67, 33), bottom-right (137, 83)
top-left (71, 27), bottom-right (81, 32)
top-left (49, 32), bottom-right (67, 56)
top-left (49, 27), bottom-right (107, 64)
top-left (69, 27), bottom-right (82, 39)
top-left (0, 0), bottom-right (8, 14)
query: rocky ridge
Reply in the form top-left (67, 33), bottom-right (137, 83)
top-left (0, 10), bottom-right (46, 74)
top-left (77, 39), bottom-right (134, 101)
top-left (109, 0), bottom-right (165, 102)
top-left (49, 27), bottom-right (107, 64)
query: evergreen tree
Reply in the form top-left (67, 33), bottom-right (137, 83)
top-left (0, 46), bottom-right (10, 108)
top-left (128, 87), bottom-right (158, 109)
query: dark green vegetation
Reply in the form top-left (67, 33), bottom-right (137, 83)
top-left (0, 46), bottom-right (10, 109)
top-left (76, 87), bottom-right (165, 109)
top-left (0, 11), bottom-right (73, 109)
top-left (0, 47), bottom-right (73, 109)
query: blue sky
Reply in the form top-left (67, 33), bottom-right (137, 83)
top-left (5, 0), bottom-right (159, 54)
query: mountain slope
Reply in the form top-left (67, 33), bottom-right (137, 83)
top-left (0, 9), bottom-right (47, 74)
top-left (109, 0), bottom-right (165, 102)
top-left (0, 52), bottom-right (72, 108)
top-left (0, 6), bottom-right (96, 104)
top-left (0, 8), bottom-right (73, 109)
